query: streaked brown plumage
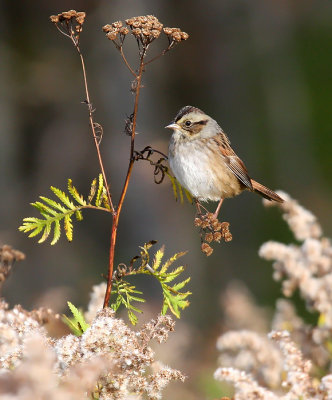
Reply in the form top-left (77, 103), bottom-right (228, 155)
top-left (166, 106), bottom-right (283, 215)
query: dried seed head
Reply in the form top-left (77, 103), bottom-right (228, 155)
top-left (212, 219), bottom-right (222, 231)
top-left (132, 28), bottom-right (142, 38)
top-left (205, 233), bottom-right (214, 243)
top-left (102, 24), bottom-right (112, 33)
top-left (201, 243), bottom-right (213, 257)
top-left (142, 28), bottom-right (150, 37)
top-left (112, 21), bottom-right (123, 29)
top-left (119, 27), bottom-right (129, 35)
top-left (50, 15), bottom-right (60, 23)
top-left (50, 10), bottom-right (86, 42)
top-left (0, 245), bottom-right (25, 285)
top-left (103, 20), bottom-right (132, 44)
top-left (201, 220), bottom-right (209, 229)
top-left (172, 32), bottom-right (182, 42)
top-left (181, 32), bottom-right (189, 40)
top-left (213, 232), bottom-right (222, 242)
top-left (106, 31), bottom-right (118, 41)
top-left (75, 12), bottom-right (86, 25)
top-left (194, 218), bottom-right (202, 227)
top-left (163, 27), bottom-right (173, 35)
top-left (151, 29), bottom-right (161, 39)
top-left (125, 15), bottom-right (164, 46)
top-left (224, 233), bottom-right (233, 242)
top-left (163, 27), bottom-right (189, 42)
top-left (62, 10), bottom-right (77, 20)
top-left (207, 213), bottom-right (216, 222)
top-left (221, 222), bottom-right (230, 231)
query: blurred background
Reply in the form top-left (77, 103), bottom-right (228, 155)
top-left (1, 0), bottom-right (331, 398)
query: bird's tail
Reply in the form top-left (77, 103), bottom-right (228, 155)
top-left (250, 179), bottom-right (284, 203)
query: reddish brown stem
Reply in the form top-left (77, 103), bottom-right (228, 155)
top-left (103, 55), bottom-right (145, 308)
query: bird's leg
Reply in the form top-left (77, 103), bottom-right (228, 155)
top-left (213, 198), bottom-right (224, 219)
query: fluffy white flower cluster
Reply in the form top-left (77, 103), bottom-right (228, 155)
top-left (0, 286), bottom-right (184, 399)
top-left (215, 193), bottom-right (332, 399)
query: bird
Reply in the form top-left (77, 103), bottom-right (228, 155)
top-left (166, 105), bottom-right (283, 217)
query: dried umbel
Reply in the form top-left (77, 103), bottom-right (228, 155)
top-left (163, 27), bottom-right (189, 42)
top-left (50, 10), bottom-right (86, 44)
top-left (102, 21), bottom-right (129, 45)
top-left (103, 14), bottom-right (189, 58)
top-left (126, 15), bottom-right (163, 45)
top-left (195, 212), bottom-right (232, 256)
top-left (0, 245), bottom-right (25, 290)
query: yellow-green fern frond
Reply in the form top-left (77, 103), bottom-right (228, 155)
top-left (19, 175), bottom-right (111, 245)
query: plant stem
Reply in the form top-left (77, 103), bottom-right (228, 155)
top-left (103, 55), bottom-right (145, 308)
top-left (76, 45), bottom-right (115, 215)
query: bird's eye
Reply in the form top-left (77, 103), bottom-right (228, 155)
top-left (184, 120), bottom-right (192, 127)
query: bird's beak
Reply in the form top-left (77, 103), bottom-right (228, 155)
top-left (165, 123), bottom-right (179, 130)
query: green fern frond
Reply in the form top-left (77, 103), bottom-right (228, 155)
top-left (68, 179), bottom-right (86, 206)
top-left (64, 213), bottom-right (74, 241)
top-left (184, 187), bottom-right (193, 204)
top-left (161, 288), bottom-right (191, 318)
top-left (102, 189), bottom-right (111, 210)
top-left (19, 175), bottom-right (111, 245)
top-left (160, 251), bottom-right (187, 274)
top-left (152, 246), bottom-right (165, 271)
top-left (165, 171), bottom-right (192, 204)
top-left (151, 248), bottom-right (190, 318)
top-left (177, 180), bottom-right (184, 203)
top-left (88, 177), bottom-right (97, 203)
top-left (63, 301), bottom-right (89, 336)
top-left (51, 219), bottom-right (61, 245)
top-left (95, 174), bottom-right (104, 207)
top-left (51, 187), bottom-right (76, 210)
top-left (110, 280), bottom-right (145, 326)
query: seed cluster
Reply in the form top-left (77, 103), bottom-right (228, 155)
top-left (103, 15), bottom-right (189, 49)
top-left (50, 10), bottom-right (86, 41)
top-left (195, 213), bottom-right (232, 256)
top-left (102, 21), bottom-right (129, 42)
top-left (0, 245), bottom-right (25, 287)
top-left (163, 27), bottom-right (189, 42)
top-left (127, 15), bottom-right (163, 43)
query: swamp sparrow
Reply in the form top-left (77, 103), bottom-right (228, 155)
top-left (166, 106), bottom-right (283, 216)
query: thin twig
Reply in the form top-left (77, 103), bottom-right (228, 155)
top-left (73, 41), bottom-right (115, 215)
top-left (120, 46), bottom-right (137, 77)
top-left (144, 41), bottom-right (175, 66)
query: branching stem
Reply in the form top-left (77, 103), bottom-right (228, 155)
top-left (103, 54), bottom-right (145, 308)
top-left (120, 46), bottom-right (137, 78)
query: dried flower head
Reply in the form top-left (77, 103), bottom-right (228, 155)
top-left (0, 245), bottom-right (25, 289)
top-left (102, 21), bottom-right (129, 46)
top-left (195, 211), bottom-right (232, 255)
top-left (50, 10), bottom-right (86, 44)
top-left (201, 242), bottom-right (213, 256)
top-left (125, 15), bottom-right (163, 47)
top-left (163, 27), bottom-right (189, 42)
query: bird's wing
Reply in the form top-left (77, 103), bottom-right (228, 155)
top-left (213, 133), bottom-right (253, 191)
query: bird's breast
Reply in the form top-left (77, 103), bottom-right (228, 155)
top-left (168, 137), bottom-right (242, 201)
